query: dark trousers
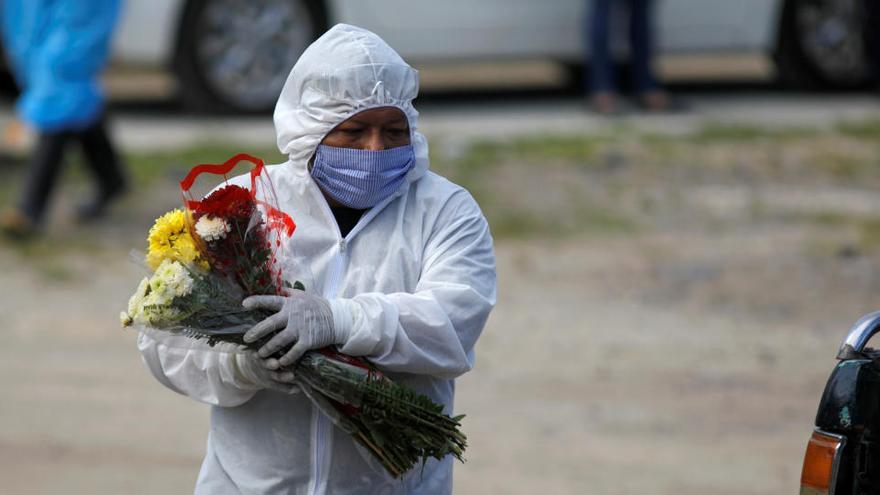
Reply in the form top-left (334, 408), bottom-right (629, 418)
top-left (587, 0), bottom-right (659, 93)
top-left (19, 116), bottom-right (126, 222)
top-left (865, 0), bottom-right (880, 84)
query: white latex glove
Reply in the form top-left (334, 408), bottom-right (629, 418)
top-left (236, 350), bottom-right (300, 393)
top-left (242, 293), bottom-right (351, 370)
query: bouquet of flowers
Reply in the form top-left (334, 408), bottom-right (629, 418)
top-left (122, 154), bottom-right (466, 478)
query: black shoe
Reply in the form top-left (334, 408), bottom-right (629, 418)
top-left (589, 91), bottom-right (620, 116)
top-left (636, 91), bottom-right (688, 113)
top-left (0, 208), bottom-right (38, 239)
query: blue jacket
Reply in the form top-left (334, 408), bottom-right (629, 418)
top-left (2, 0), bottom-right (121, 131)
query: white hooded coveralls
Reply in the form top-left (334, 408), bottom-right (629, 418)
top-left (137, 24), bottom-right (497, 494)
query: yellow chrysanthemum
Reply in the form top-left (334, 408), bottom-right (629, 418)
top-left (146, 209), bottom-right (206, 270)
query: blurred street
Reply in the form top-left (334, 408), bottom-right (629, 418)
top-left (11, 83), bottom-right (880, 152)
top-left (1, 73), bottom-right (879, 494)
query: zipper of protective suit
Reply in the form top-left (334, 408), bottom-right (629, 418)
top-left (308, 183), bottom-right (397, 495)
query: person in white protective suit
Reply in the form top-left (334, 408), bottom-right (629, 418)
top-left (137, 24), bottom-right (497, 494)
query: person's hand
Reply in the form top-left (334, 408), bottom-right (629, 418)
top-left (236, 350), bottom-right (300, 393)
top-left (242, 293), bottom-right (348, 369)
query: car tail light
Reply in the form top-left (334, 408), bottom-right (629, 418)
top-left (800, 430), bottom-right (846, 494)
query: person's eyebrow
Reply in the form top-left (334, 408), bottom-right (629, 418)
top-left (385, 116), bottom-right (409, 127)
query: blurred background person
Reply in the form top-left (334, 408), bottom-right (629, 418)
top-left (586, 0), bottom-right (671, 114)
top-left (0, 0), bottom-right (128, 238)
top-left (865, 0), bottom-right (880, 88)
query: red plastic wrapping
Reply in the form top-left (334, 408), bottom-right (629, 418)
top-left (180, 153), bottom-right (295, 295)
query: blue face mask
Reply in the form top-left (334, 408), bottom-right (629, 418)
top-left (311, 144), bottom-right (415, 209)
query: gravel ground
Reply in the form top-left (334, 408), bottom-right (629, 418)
top-left (0, 228), bottom-right (860, 494)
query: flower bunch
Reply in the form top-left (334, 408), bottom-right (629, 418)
top-left (123, 154), bottom-right (466, 478)
top-left (190, 184), bottom-right (276, 296)
top-left (121, 182), bottom-right (278, 336)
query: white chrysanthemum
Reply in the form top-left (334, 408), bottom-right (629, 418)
top-left (127, 277), bottom-right (150, 314)
top-left (195, 215), bottom-right (231, 242)
top-left (121, 277), bottom-right (150, 326)
top-left (122, 263), bottom-right (192, 327)
top-left (150, 259), bottom-right (194, 301)
top-left (141, 304), bottom-right (181, 327)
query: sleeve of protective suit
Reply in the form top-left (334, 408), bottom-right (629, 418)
top-left (137, 328), bottom-right (264, 407)
top-left (330, 190), bottom-right (497, 380)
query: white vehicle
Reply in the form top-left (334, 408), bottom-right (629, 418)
top-left (113, 0), bottom-right (869, 112)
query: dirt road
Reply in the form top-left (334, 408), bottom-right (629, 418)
top-left (0, 226), bottom-right (856, 494)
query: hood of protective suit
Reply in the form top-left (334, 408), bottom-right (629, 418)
top-left (274, 24), bottom-right (429, 185)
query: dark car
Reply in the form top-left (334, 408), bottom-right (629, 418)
top-left (800, 311), bottom-right (880, 494)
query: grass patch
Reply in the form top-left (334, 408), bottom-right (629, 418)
top-left (486, 204), bottom-right (639, 239)
top-left (35, 260), bottom-right (76, 282)
top-left (802, 211), bottom-right (852, 227)
top-left (0, 182), bottom-right (15, 205)
top-left (1, 230), bottom-right (105, 257)
top-left (0, 143), bottom-right (285, 210)
top-left (0, 232), bottom-right (103, 283)
top-left (796, 212), bottom-right (880, 254)
top-left (507, 135), bottom-right (607, 162)
top-left (690, 123), bottom-right (817, 143)
top-left (487, 210), bottom-right (549, 238)
top-left (836, 119), bottom-right (880, 139)
top-left (437, 135), bottom-right (608, 169)
top-left (822, 155), bottom-right (875, 180)
top-left (857, 218), bottom-right (880, 251)
top-left (4, 120), bottom-right (873, 247)
top-left (575, 204), bottom-right (640, 234)
top-left (123, 143), bottom-right (285, 186)
top-left (430, 135), bottom-right (640, 239)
